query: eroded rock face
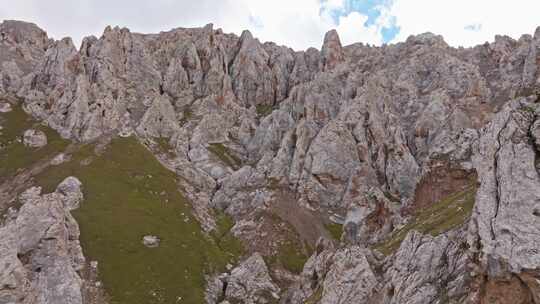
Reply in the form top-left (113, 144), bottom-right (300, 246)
top-left (468, 97), bottom-right (540, 302)
top-left (6, 20), bottom-right (539, 224)
top-left (321, 30), bottom-right (344, 71)
top-left (207, 253), bottom-right (280, 304)
top-left (382, 229), bottom-right (470, 304)
top-left (0, 177), bottom-right (86, 304)
top-left (3, 19), bottom-right (540, 304)
top-left (0, 20), bottom-right (51, 100)
top-left (287, 227), bottom-right (470, 304)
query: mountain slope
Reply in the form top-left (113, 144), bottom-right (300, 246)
top-left (1, 19), bottom-right (540, 303)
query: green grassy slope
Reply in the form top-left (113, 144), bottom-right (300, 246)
top-left (35, 137), bottom-right (243, 304)
top-left (373, 186), bottom-right (476, 256)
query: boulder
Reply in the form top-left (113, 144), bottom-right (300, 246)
top-left (56, 176), bottom-right (83, 210)
top-left (0, 102), bottom-right (12, 113)
top-left (22, 128), bottom-right (47, 148)
top-left (142, 235), bottom-right (160, 248)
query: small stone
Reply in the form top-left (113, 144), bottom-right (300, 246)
top-left (80, 157), bottom-right (93, 166)
top-left (51, 153), bottom-right (70, 165)
top-left (22, 129), bottom-right (47, 148)
top-left (143, 235), bottom-right (160, 248)
top-left (56, 176), bottom-right (83, 210)
top-left (0, 102), bottom-right (12, 113)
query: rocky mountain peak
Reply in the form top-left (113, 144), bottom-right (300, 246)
top-left (405, 31), bottom-right (448, 47)
top-left (0, 20), bottom-right (50, 49)
top-left (321, 28), bottom-right (344, 70)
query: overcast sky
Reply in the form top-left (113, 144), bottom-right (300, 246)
top-left (1, 0), bottom-right (540, 51)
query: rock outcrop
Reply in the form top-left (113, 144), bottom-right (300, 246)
top-left (206, 253), bottom-right (280, 304)
top-left (286, 227), bottom-right (470, 304)
top-left (0, 20), bottom-right (51, 101)
top-left (468, 97), bottom-right (540, 303)
top-left (0, 177), bottom-right (86, 304)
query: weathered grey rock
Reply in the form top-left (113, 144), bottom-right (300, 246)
top-left (204, 274), bottom-right (225, 304)
top-left (55, 176), bottom-right (83, 210)
top-left (136, 95), bottom-right (179, 138)
top-left (223, 253), bottom-right (280, 304)
top-left (321, 30), bottom-right (344, 71)
top-left (298, 120), bottom-right (360, 208)
top-left (51, 152), bottom-right (70, 165)
top-left (229, 30), bottom-right (275, 108)
top-left (0, 178), bottom-right (86, 304)
top-left (22, 128), bottom-right (47, 148)
top-left (342, 187), bottom-right (402, 245)
top-left (382, 229), bottom-right (470, 304)
top-left (0, 20), bottom-right (51, 101)
top-left (142, 235), bottom-right (160, 248)
top-left (318, 246), bottom-right (379, 304)
top-left (285, 238), bottom-right (381, 304)
top-left (468, 97), bottom-right (540, 302)
top-left (0, 101), bottom-right (12, 113)
top-left (211, 166), bottom-right (268, 218)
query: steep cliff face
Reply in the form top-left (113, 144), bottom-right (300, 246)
top-left (1, 19), bottom-right (540, 304)
top-left (0, 177), bottom-right (89, 304)
top-left (468, 98), bottom-right (540, 303)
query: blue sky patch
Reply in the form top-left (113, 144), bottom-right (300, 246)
top-left (249, 14), bottom-right (264, 29)
top-left (320, 0), bottom-right (399, 43)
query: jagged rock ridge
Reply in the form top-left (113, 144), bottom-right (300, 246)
top-left (1, 19), bottom-right (540, 303)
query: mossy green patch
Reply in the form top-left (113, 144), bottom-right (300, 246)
top-left (0, 105), bottom-right (32, 144)
top-left (154, 137), bottom-right (176, 158)
top-left (277, 241), bottom-right (309, 274)
top-left (373, 186), bottom-right (476, 256)
top-left (0, 105), bottom-right (69, 183)
top-left (266, 177), bottom-right (281, 190)
top-left (304, 287), bottom-right (323, 304)
top-left (255, 104), bottom-right (273, 117)
top-left (324, 222), bottom-right (343, 241)
top-left (265, 226), bottom-right (309, 275)
top-left (180, 108), bottom-right (193, 126)
top-left (35, 137), bottom-right (242, 304)
top-left (212, 211), bottom-right (245, 260)
top-left (207, 143), bottom-right (241, 170)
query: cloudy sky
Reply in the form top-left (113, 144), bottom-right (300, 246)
top-left (1, 0), bottom-right (539, 50)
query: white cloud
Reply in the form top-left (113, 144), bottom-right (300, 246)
top-left (230, 0), bottom-right (386, 50)
top-left (388, 0), bottom-right (540, 46)
top-left (336, 12), bottom-right (383, 45)
top-left (3, 0), bottom-right (538, 51)
top-left (0, 0), bottom-right (386, 51)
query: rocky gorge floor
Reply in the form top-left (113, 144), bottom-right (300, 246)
top-left (1, 19), bottom-right (540, 303)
